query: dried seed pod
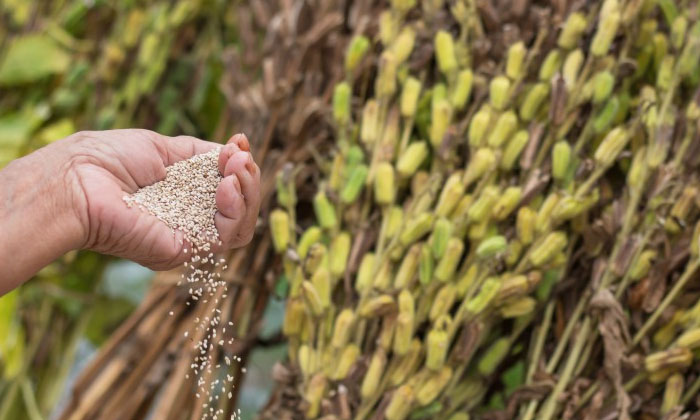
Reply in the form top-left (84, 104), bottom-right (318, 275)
top-left (331, 309), bottom-right (356, 348)
top-left (435, 238), bottom-right (465, 282)
top-left (558, 12), bottom-right (588, 49)
top-left (493, 187), bottom-right (522, 220)
top-left (385, 384), bottom-right (415, 420)
top-left (435, 30), bottom-right (457, 74)
top-left (500, 130), bottom-right (529, 170)
top-left (452, 69), bottom-right (473, 110)
top-left (487, 110), bottom-right (518, 148)
top-left (477, 337), bottom-right (510, 375)
top-left (360, 294), bottom-right (396, 317)
top-left (645, 348), bottom-right (693, 373)
top-left (426, 316), bottom-right (451, 370)
top-left (490, 76), bottom-right (511, 110)
top-left (346, 35), bottom-right (370, 72)
top-left (520, 82), bottom-right (549, 121)
top-left (529, 231), bottom-right (568, 267)
top-left (361, 349), bottom-right (388, 398)
top-left (341, 164), bottom-right (369, 204)
top-left (270, 209), bottom-right (290, 253)
top-left (506, 41), bottom-right (527, 79)
top-left (333, 82), bottom-right (352, 125)
top-left (401, 77), bottom-right (422, 118)
top-left (416, 366), bottom-right (453, 406)
top-left (397, 142), bottom-right (429, 177)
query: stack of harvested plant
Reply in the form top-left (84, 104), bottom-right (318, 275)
top-left (265, 0), bottom-right (700, 419)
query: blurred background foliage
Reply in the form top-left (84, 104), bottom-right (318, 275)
top-left (0, 0), bottom-right (283, 418)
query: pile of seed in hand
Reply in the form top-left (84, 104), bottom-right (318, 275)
top-left (124, 148), bottom-right (241, 420)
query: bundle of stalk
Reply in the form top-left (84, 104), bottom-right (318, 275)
top-left (265, 0), bottom-right (700, 419)
top-left (57, 1), bottom-right (369, 419)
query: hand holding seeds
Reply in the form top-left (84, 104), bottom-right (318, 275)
top-left (0, 129), bottom-right (260, 292)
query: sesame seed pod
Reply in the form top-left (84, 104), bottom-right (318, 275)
top-left (468, 219), bottom-right (491, 242)
top-left (592, 71), bottom-right (615, 104)
top-left (391, 0), bottom-right (416, 13)
top-left (558, 12), bottom-right (588, 49)
top-left (304, 243), bottom-right (328, 276)
top-left (340, 164), bottom-right (369, 204)
top-left (356, 253), bottom-right (376, 294)
top-left (270, 209), bottom-right (291, 253)
top-left (400, 213), bottom-right (435, 246)
top-left (435, 172), bottom-right (465, 217)
top-left (562, 49), bottom-right (584, 86)
top-left (376, 51), bottom-right (398, 98)
top-left (392, 27), bottom-right (416, 64)
top-left (496, 274), bottom-right (530, 301)
top-left (661, 374), bottom-right (684, 415)
top-left (493, 187), bottom-right (522, 221)
top-left (283, 298), bottom-right (306, 336)
top-left (345, 35), bottom-right (370, 73)
top-left (298, 226), bottom-right (322, 259)
top-left (591, 9), bottom-right (621, 56)
top-left (397, 142), bottom-right (429, 177)
top-left (385, 385), bottom-right (415, 420)
top-left (276, 170), bottom-right (297, 209)
top-left (302, 281), bottom-right (325, 317)
top-left (649, 368), bottom-right (677, 384)
top-left (378, 314), bottom-right (398, 350)
top-left (311, 267), bottom-right (331, 308)
top-left (329, 232), bottom-right (351, 277)
top-left (671, 186), bottom-right (697, 222)
top-left (506, 41), bottom-right (527, 79)
top-left (466, 185), bottom-right (499, 222)
top-left (328, 154), bottom-right (345, 192)
top-left (500, 129), bottom-right (529, 170)
top-left (516, 207), bottom-right (536, 245)
top-left (504, 240), bottom-right (523, 268)
top-left (538, 50), bottom-right (563, 81)
top-left (332, 344), bottom-right (360, 380)
top-left (333, 82), bottom-right (352, 125)
top-left (499, 296), bottom-right (537, 318)
top-left (430, 218), bottom-right (454, 259)
top-left (677, 328), bottom-right (700, 349)
top-left (426, 316), bottom-right (451, 370)
top-left (529, 231), bottom-right (567, 267)
top-left (394, 244), bottom-right (421, 289)
top-left (360, 295), bottom-right (397, 317)
top-left (476, 235), bottom-right (507, 259)
top-left (416, 366), bottom-right (453, 406)
top-left (432, 83), bottom-right (447, 105)
top-left (394, 312), bottom-right (415, 356)
top-left (331, 308), bottom-right (356, 348)
top-left (592, 96), bottom-right (620, 133)
top-left (379, 11), bottom-right (398, 45)
top-left (671, 15), bottom-right (688, 50)
top-left (653, 33), bottom-right (669, 70)
top-left (594, 127), bottom-right (629, 167)
top-left (645, 348), bottom-right (693, 373)
top-left (361, 349), bottom-right (388, 398)
top-left (487, 110), bottom-right (518, 148)
top-left (467, 112), bottom-right (491, 151)
top-left (456, 264), bottom-right (479, 298)
top-left (448, 414), bottom-right (470, 420)
top-left (435, 30), bottom-right (457, 75)
top-left (390, 340), bottom-right (423, 386)
top-left (465, 277), bottom-right (501, 315)
top-left (678, 22), bottom-right (700, 76)
top-left (519, 82), bottom-right (550, 121)
top-left (430, 99), bottom-right (452, 148)
top-left (627, 250), bottom-right (656, 281)
top-left (654, 314), bottom-right (684, 350)
top-left (385, 206), bottom-right (405, 241)
top-left (361, 100), bottom-right (380, 144)
top-left (313, 191), bottom-right (337, 230)
top-left (298, 345), bottom-right (316, 377)
top-left (435, 238), bottom-right (465, 282)
top-left (551, 193), bottom-right (596, 223)
top-left (419, 244), bottom-right (434, 286)
top-left (429, 283), bottom-right (457, 321)
top-left (627, 146), bottom-right (647, 193)
top-left (477, 337), bottom-right (510, 375)
top-left (551, 141), bottom-right (571, 182)
top-left (691, 220), bottom-right (700, 258)
top-left (451, 69), bottom-right (473, 110)
top-left (489, 76), bottom-right (511, 110)
top-left (373, 259), bottom-right (394, 291)
top-left (656, 55), bottom-right (675, 91)
top-left (401, 77), bottom-right (422, 118)
top-left (305, 373), bottom-right (327, 418)
top-left (635, 19), bottom-right (657, 48)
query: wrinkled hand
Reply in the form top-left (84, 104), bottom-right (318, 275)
top-left (63, 129), bottom-right (261, 270)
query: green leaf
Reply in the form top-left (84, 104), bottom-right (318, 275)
top-left (37, 118), bottom-right (75, 144)
top-left (85, 298), bottom-right (135, 346)
top-left (0, 35), bottom-right (71, 85)
top-left (0, 290), bottom-right (19, 341)
top-left (0, 290), bottom-right (24, 379)
top-left (0, 105), bottom-right (50, 148)
top-left (502, 360), bottom-right (525, 396)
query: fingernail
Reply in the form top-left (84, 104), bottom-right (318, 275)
top-left (245, 153), bottom-right (255, 173)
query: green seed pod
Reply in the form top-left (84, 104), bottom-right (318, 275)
top-left (379, 11), bottom-right (398, 45)
top-left (391, 0), bottom-right (416, 13)
top-left (345, 35), bottom-right (370, 73)
top-left (656, 55), bottom-right (675, 91)
top-left (395, 244), bottom-right (421, 289)
top-left (331, 308), bottom-right (356, 348)
top-left (594, 127), bottom-right (629, 167)
top-left (677, 328), bottom-right (700, 349)
top-left (562, 48), bottom-right (584, 86)
top-left (361, 100), bottom-right (380, 144)
top-left (312, 267), bottom-right (331, 308)
top-left (298, 226), bottom-right (322, 259)
top-left (435, 30), bottom-right (458, 74)
top-left (661, 374), bottom-right (684, 415)
top-left (313, 191), bottom-right (337, 229)
top-left (456, 264), bottom-right (478, 298)
top-left (378, 314), bottom-right (397, 350)
top-left (592, 71), bottom-right (615, 104)
top-left (551, 141), bottom-right (571, 181)
top-left (298, 345), bottom-right (317, 377)
top-left (430, 218), bottom-right (453, 259)
top-left (416, 366), bottom-right (453, 406)
top-left (628, 250), bottom-right (656, 281)
top-left (506, 41), bottom-right (527, 79)
top-left (505, 240), bottom-right (523, 267)
top-left (397, 142), bottom-right (429, 177)
top-left (302, 280), bottom-right (325, 316)
top-left (451, 69), bottom-right (473, 110)
top-left (394, 315), bottom-right (415, 355)
top-left (497, 274), bottom-right (531, 301)
top-left (373, 260), bottom-right (393, 291)
top-left (558, 12), bottom-right (587, 49)
top-left (487, 110), bottom-right (518, 148)
top-left (468, 107), bottom-right (492, 147)
top-left (591, 9), bottom-right (620, 56)
top-left (678, 22), bottom-right (700, 76)
top-left (448, 414), bottom-right (470, 420)
top-left (430, 99), bottom-right (452, 148)
top-left (419, 244), bottom-right (434, 285)
top-left (303, 243), bottom-right (328, 276)
top-left (390, 339), bottom-right (423, 386)
top-left (467, 186), bottom-right (500, 222)
top-left (283, 298), bottom-right (305, 336)
top-left (551, 195), bottom-right (593, 223)
top-left (361, 349), bottom-right (388, 398)
top-left (671, 15), bottom-right (688, 50)
top-left (426, 316), bottom-right (451, 370)
top-left (432, 83), bottom-right (447, 105)
top-left (270, 209), bottom-right (290, 253)
top-left (490, 76), bottom-right (511, 110)
top-left (653, 33), bottom-right (669, 71)
top-left (645, 348), bottom-right (693, 373)
top-left (592, 96), bottom-right (620, 133)
top-left (328, 154), bottom-right (345, 192)
top-left (400, 213), bottom-right (435, 246)
top-left (529, 231), bottom-right (568, 267)
top-left (500, 130), bottom-right (529, 170)
top-left (401, 77), bottom-right (422, 118)
top-left (493, 187), bottom-right (522, 220)
top-left (516, 207), bottom-right (536, 245)
top-left (329, 232), bottom-right (351, 277)
top-left (332, 344), bottom-right (360, 380)
top-left (356, 253), bottom-right (376, 294)
top-left (627, 146), bottom-right (647, 193)
top-left (340, 164), bottom-right (368, 204)
top-left (538, 50), bottom-right (562, 81)
top-left (376, 51), bottom-right (398, 98)
top-left (477, 337), bottom-right (509, 375)
top-left (499, 296), bottom-right (537, 318)
top-left (435, 173), bottom-right (465, 217)
top-left (276, 168), bottom-right (297, 209)
top-left (333, 82), bottom-right (352, 125)
top-left (392, 27), bottom-right (416, 64)
top-left (385, 385), bottom-right (415, 420)
top-left (465, 277), bottom-right (501, 315)
top-left (691, 220), bottom-right (700, 257)
top-left (519, 82), bottom-right (549, 121)
top-left (385, 206), bottom-right (405, 240)
top-left (374, 162), bottom-right (396, 205)
top-left (435, 238), bottom-right (464, 282)
top-left (476, 235), bottom-right (507, 259)
top-left (430, 284), bottom-right (457, 321)
top-left (360, 294), bottom-right (397, 318)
